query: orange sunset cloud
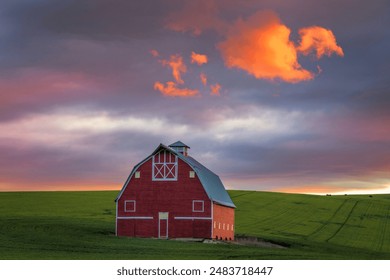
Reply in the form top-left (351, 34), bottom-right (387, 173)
top-left (160, 54), bottom-right (187, 84)
top-left (218, 11), bottom-right (314, 83)
top-left (167, 8), bottom-right (343, 84)
top-left (200, 72), bottom-right (207, 85)
top-left (210, 83), bottom-right (221, 96)
top-left (191, 51), bottom-right (208, 65)
top-left (154, 81), bottom-right (199, 97)
top-left (297, 26), bottom-right (344, 58)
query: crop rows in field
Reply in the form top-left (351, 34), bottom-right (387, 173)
top-left (232, 191), bottom-right (390, 253)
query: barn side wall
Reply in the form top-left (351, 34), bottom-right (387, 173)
top-left (212, 203), bottom-right (235, 241)
top-left (117, 156), bottom-right (212, 239)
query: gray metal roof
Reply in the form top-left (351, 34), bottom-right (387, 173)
top-left (168, 141), bottom-right (190, 148)
top-left (116, 143), bottom-right (235, 208)
top-left (179, 155), bottom-right (236, 208)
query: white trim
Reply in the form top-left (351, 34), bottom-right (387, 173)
top-left (117, 216), bottom-right (154, 220)
top-left (152, 150), bottom-right (178, 181)
top-left (158, 212), bottom-right (169, 239)
top-left (134, 171), bottom-right (140, 178)
top-left (174, 216), bottom-right (212, 220)
top-left (115, 200), bottom-right (118, 236)
top-left (211, 201), bottom-right (214, 238)
top-left (124, 200), bottom-right (136, 212)
top-left (189, 171), bottom-right (195, 178)
top-left (192, 200), bottom-right (204, 212)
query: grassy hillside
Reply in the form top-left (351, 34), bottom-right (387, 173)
top-left (0, 190), bottom-right (389, 259)
top-left (232, 191), bottom-right (390, 254)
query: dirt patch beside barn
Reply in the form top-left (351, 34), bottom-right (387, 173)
top-left (233, 235), bottom-right (289, 249)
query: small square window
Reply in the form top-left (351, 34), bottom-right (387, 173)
top-left (192, 200), bottom-right (204, 212)
top-left (189, 171), bottom-right (195, 178)
top-left (134, 171), bottom-right (140, 178)
top-left (125, 200), bottom-right (136, 212)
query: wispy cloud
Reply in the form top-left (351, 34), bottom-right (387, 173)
top-left (191, 51), bottom-right (208, 65)
top-left (154, 81), bottom-right (199, 97)
top-left (297, 26), bottom-right (344, 58)
top-left (200, 72), bottom-right (208, 86)
top-left (210, 83), bottom-right (221, 95)
top-left (160, 54), bottom-right (187, 84)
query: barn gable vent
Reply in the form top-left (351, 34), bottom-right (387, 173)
top-left (168, 141), bottom-right (190, 156)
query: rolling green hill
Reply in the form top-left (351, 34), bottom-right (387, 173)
top-left (0, 190), bottom-right (389, 259)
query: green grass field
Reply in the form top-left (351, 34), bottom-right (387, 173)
top-left (0, 190), bottom-right (389, 259)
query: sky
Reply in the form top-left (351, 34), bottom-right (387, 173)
top-left (0, 0), bottom-right (389, 194)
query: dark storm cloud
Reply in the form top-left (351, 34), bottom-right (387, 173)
top-left (3, 0), bottom-right (170, 40)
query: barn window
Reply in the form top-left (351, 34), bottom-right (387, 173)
top-left (231, 225), bottom-right (234, 231)
top-left (124, 200), bottom-right (136, 212)
top-left (214, 221), bottom-right (216, 229)
top-left (192, 200), bottom-right (204, 212)
top-left (227, 224), bottom-right (230, 231)
top-left (134, 171), bottom-right (140, 179)
top-left (189, 171), bottom-right (195, 178)
top-left (152, 150), bottom-right (178, 181)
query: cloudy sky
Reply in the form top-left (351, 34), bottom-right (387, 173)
top-left (1, 0), bottom-right (389, 194)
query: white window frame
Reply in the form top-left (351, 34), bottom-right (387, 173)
top-left (192, 200), bottom-right (204, 212)
top-left (134, 171), bottom-right (140, 179)
top-left (124, 200), bottom-right (136, 212)
top-left (152, 150), bottom-right (178, 181)
top-left (189, 171), bottom-right (195, 178)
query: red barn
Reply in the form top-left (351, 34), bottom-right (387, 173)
top-left (115, 141), bottom-right (236, 240)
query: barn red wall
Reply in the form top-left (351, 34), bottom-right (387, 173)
top-left (117, 219), bottom-right (155, 237)
top-left (212, 203), bottom-right (235, 241)
top-left (117, 155), bottom-right (212, 239)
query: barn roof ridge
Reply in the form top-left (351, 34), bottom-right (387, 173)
top-left (116, 143), bottom-right (235, 208)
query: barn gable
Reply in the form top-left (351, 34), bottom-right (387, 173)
top-left (116, 142), bottom-right (235, 209)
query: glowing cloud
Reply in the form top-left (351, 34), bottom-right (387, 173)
top-left (191, 51), bottom-right (208, 65)
top-left (297, 26), bottom-right (344, 58)
top-left (160, 54), bottom-right (187, 84)
top-left (167, 5), bottom-right (344, 84)
top-left (210, 83), bottom-right (221, 96)
top-left (154, 81), bottom-right (199, 97)
top-left (200, 72), bottom-right (208, 85)
top-left (218, 11), bottom-right (313, 83)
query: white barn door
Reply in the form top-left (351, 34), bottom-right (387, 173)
top-left (158, 212), bottom-right (169, 239)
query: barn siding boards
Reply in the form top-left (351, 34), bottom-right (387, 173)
top-left (116, 141), bottom-right (235, 240)
top-left (212, 203), bottom-right (235, 240)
